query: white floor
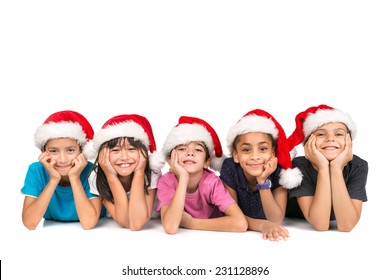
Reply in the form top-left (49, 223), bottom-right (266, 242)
top-left (3, 205), bottom-right (382, 280)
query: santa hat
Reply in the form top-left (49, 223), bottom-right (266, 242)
top-left (149, 116), bottom-right (225, 172)
top-left (34, 110), bottom-right (94, 152)
top-left (286, 104), bottom-right (357, 151)
top-left (226, 109), bottom-right (302, 189)
top-left (84, 114), bottom-right (160, 172)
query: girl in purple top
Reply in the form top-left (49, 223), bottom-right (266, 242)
top-left (152, 116), bottom-right (247, 234)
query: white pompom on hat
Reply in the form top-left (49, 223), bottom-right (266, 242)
top-left (286, 104), bottom-right (357, 151)
top-left (34, 110), bottom-right (94, 153)
top-left (84, 114), bottom-right (160, 172)
top-left (226, 109), bottom-right (302, 189)
top-left (149, 116), bottom-right (225, 172)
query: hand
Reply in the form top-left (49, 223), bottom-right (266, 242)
top-left (167, 149), bottom-right (189, 180)
top-left (256, 156), bottom-right (277, 184)
top-left (39, 151), bottom-right (61, 183)
top-left (331, 133), bottom-right (353, 169)
top-left (261, 221), bottom-right (289, 241)
top-left (134, 149), bottom-right (147, 175)
top-left (98, 146), bottom-right (117, 176)
top-left (68, 153), bottom-right (88, 178)
top-left (304, 134), bottom-right (328, 171)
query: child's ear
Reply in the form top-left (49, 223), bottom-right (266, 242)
top-left (232, 150), bottom-right (239, 163)
top-left (203, 158), bottom-right (211, 169)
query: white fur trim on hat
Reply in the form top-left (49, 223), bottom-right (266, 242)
top-left (304, 109), bottom-right (357, 140)
top-left (226, 114), bottom-right (279, 152)
top-left (34, 122), bottom-right (88, 149)
top-left (85, 121), bottom-right (150, 160)
top-left (160, 123), bottom-right (223, 171)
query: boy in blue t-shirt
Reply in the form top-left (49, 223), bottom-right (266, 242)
top-left (21, 110), bottom-right (105, 230)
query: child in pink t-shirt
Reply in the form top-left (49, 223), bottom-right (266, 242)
top-left (151, 116), bottom-right (247, 234)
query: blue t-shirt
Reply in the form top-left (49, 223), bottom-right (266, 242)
top-left (219, 157), bottom-right (282, 219)
top-left (21, 161), bottom-right (105, 221)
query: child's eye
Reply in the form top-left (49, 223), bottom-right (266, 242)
top-left (242, 148), bottom-right (251, 153)
top-left (259, 147), bottom-right (268, 152)
top-left (111, 148), bottom-right (120, 152)
top-left (195, 148), bottom-right (204, 152)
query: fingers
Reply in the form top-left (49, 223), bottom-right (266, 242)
top-left (262, 227), bottom-right (289, 241)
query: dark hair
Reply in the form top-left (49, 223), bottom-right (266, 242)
top-left (231, 133), bottom-right (276, 152)
top-left (92, 137), bottom-right (152, 203)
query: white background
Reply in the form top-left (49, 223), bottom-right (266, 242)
top-left (1, 1), bottom-right (389, 279)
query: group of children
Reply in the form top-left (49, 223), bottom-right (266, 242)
top-left (21, 105), bottom-right (369, 241)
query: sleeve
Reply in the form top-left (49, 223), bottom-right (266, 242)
top-left (288, 157), bottom-right (316, 199)
top-left (209, 174), bottom-right (235, 213)
top-left (81, 162), bottom-right (98, 199)
top-left (148, 170), bottom-right (162, 190)
top-left (88, 169), bottom-right (99, 195)
top-left (20, 163), bottom-right (47, 198)
top-left (347, 156), bottom-right (368, 202)
top-left (155, 173), bottom-right (176, 212)
top-left (219, 158), bottom-right (238, 191)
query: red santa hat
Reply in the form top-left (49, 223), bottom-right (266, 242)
top-left (226, 109), bottom-right (302, 189)
top-left (149, 116), bottom-right (225, 172)
top-left (34, 110), bottom-right (94, 153)
top-left (286, 104), bottom-right (357, 151)
top-left (84, 114), bottom-right (160, 172)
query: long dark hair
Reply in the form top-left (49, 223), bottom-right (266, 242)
top-left (92, 137), bottom-right (152, 203)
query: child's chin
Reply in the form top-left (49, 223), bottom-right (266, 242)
top-left (56, 167), bottom-right (71, 176)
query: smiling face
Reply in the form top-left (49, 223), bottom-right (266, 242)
top-left (311, 122), bottom-right (349, 161)
top-left (173, 141), bottom-right (210, 173)
top-left (108, 138), bottom-right (140, 177)
top-left (232, 132), bottom-right (275, 178)
top-left (44, 138), bottom-right (81, 176)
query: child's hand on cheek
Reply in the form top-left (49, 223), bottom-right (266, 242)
top-left (304, 134), bottom-right (328, 171)
top-left (134, 150), bottom-right (147, 174)
top-left (331, 133), bottom-right (353, 169)
top-left (98, 146), bottom-right (117, 177)
top-left (39, 151), bottom-right (61, 182)
top-left (263, 156), bottom-right (278, 178)
top-left (168, 149), bottom-right (188, 180)
top-left (68, 153), bottom-right (87, 178)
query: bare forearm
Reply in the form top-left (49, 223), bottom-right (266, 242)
top-left (330, 168), bottom-right (360, 231)
top-left (307, 169), bottom-right (332, 230)
top-left (161, 185), bottom-right (187, 234)
top-left (186, 216), bottom-right (246, 232)
top-left (22, 180), bottom-right (57, 229)
top-left (128, 173), bottom-right (151, 230)
top-left (70, 177), bottom-right (100, 229)
top-left (259, 189), bottom-right (284, 224)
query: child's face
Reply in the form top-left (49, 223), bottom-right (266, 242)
top-left (108, 138), bottom-right (140, 177)
top-left (44, 138), bottom-right (81, 176)
top-left (232, 132), bottom-right (274, 177)
top-left (311, 122), bottom-right (349, 161)
top-left (173, 141), bottom-right (210, 172)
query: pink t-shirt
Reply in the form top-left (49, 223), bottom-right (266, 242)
top-left (155, 169), bottom-right (235, 218)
